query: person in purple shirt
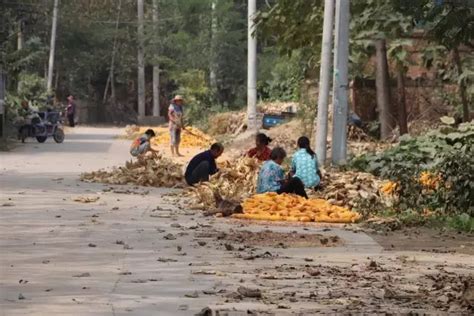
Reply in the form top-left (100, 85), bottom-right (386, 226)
top-left (66, 95), bottom-right (76, 127)
top-left (185, 143), bottom-right (224, 185)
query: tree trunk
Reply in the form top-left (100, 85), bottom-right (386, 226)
top-left (103, 72), bottom-right (111, 103)
top-left (452, 47), bottom-right (470, 122)
top-left (107, 0), bottom-right (122, 105)
top-left (396, 65), bottom-right (408, 135)
top-left (54, 65), bottom-right (59, 91)
top-left (17, 20), bottom-right (23, 50)
top-left (17, 20), bottom-right (23, 93)
top-left (375, 39), bottom-right (394, 139)
top-left (209, 0), bottom-right (217, 94)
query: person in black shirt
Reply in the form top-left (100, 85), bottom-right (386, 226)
top-left (185, 143), bottom-right (224, 185)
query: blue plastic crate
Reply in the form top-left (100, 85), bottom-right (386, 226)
top-left (262, 114), bottom-right (287, 129)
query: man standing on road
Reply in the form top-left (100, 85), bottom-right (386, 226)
top-left (66, 95), bottom-right (76, 127)
top-left (168, 95), bottom-right (185, 156)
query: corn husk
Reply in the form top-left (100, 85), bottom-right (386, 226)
top-left (208, 112), bottom-right (246, 136)
top-left (233, 192), bottom-right (361, 223)
top-left (309, 170), bottom-right (385, 208)
top-left (257, 101), bottom-right (298, 114)
top-left (187, 157), bottom-right (261, 209)
top-left (72, 196), bottom-right (100, 203)
top-left (80, 153), bottom-right (184, 188)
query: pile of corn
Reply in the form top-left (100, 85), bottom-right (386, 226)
top-left (233, 192), bottom-right (361, 223)
top-left (380, 181), bottom-right (398, 196)
top-left (123, 125), bottom-right (214, 148)
top-left (154, 126), bottom-right (214, 148)
top-left (80, 153), bottom-right (184, 187)
top-left (419, 171), bottom-right (441, 190)
top-left (188, 157), bottom-right (261, 209)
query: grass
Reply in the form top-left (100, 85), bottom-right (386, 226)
top-left (392, 212), bottom-right (473, 233)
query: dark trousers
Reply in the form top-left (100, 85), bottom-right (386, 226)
top-left (277, 177), bottom-right (308, 199)
top-left (67, 114), bottom-right (75, 127)
top-left (186, 161), bottom-right (210, 186)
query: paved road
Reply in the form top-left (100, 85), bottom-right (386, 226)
top-left (0, 127), bottom-right (472, 315)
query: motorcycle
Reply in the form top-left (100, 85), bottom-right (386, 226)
top-left (19, 110), bottom-right (65, 143)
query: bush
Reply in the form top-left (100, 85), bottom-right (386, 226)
top-left (351, 121), bottom-right (474, 218)
top-left (172, 69), bottom-right (211, 125)
top-left (5, 73), bottom-right (49, 120)
top-left (258, 48), bottom-right (304, 102)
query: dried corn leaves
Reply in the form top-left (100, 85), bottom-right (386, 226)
top-left (309, 170), bottom-right (384, 209)
top-left (80, 154), bottom-right (184, 187)
top-left (208, 112), bottom-right (246, 136)
top-left (233, 192), bottom-right (361, 223)
top-left (188, 157), bottom-right (261, 209)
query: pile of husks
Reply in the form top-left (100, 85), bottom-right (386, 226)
top-left (207, 112), bottom-right (246, 136)
top-left (80, 154), bottom-right (184, 187)
top-left (234, 192), bottom-right (361, 223)
top-left (188, 157), bottom-right (261, 209)
top-left (310, 169), bottom-right (385, 209)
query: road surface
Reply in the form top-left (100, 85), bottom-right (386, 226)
top-left (1, 127), bottom-right (472, 315)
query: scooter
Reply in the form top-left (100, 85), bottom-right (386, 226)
top-left (19, 110), bottom-right (65, 143)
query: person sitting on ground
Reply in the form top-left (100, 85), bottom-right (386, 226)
top-left (246, 133), bottom-right (272, 161)
top-left (256, 147), bottom-right (308, 198)
top-left (185, 143), bottom-right (224, 186)
top-left (291, 136), bottom-right (321, 189)
top-left (130, 129), bottom-right (158, 157)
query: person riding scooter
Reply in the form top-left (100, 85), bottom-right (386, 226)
top-left (16, 100), bottom-right (39, 141)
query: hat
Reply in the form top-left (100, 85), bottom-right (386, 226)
top-left (173, 95), bottom-right (184, 101)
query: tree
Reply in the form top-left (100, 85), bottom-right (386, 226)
top-left (395, 0), bottom-right (474, 121)
top-left (375, 39), bottom-right (394, 139)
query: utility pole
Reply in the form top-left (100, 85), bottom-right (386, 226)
top-left (47, 0), bottom-right (59, 92)
top-left (315, 0), bottom-right (335, 166)
top-left (152, 0), bottom-right (160, 117)
top-left (137, 0), bottom-right (146, 118)
top-left (17, 20), bottom-right (24, 93)
top-left (331, 0), bottom-right (350, 165)
top-left (247, 0), bottom-right (257, 131)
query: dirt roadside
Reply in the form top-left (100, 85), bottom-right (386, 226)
top-left (368, 227), bottom-right (474, 255)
